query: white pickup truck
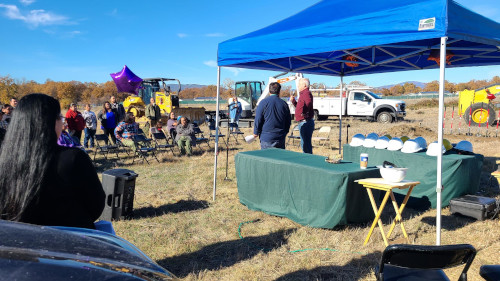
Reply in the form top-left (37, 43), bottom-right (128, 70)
top-left (289, 87), bottom-right (406, 123)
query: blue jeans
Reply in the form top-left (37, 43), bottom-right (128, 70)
top-left (260, 139), bottom-right (286, 150)
top-left (298, 119), bottom-right (314, 154)
top-left (84, 128), bottom-right (96, 148)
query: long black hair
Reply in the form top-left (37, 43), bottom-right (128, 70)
top-left (0, 93), bottom-right (61, 220)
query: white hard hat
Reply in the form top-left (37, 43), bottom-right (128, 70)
top-left (350, 134), bottom-right (365, 147)
top-left (387, 137), bottom-right (404, 151)
top-left (363, 133), bottom-right (379, 148)
top-left (426, 142), bottom-right (446, 156)
top-left (455, 140), bottom-right (473, 153)
top-left (401, 139), bottom-right (422, 153)
top-left (414, 137), bottom-right (427, 149)
top-left (375, 136), bottom-right (390, 149)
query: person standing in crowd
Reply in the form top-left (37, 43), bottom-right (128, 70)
top-left (175, 116), bottom-right (196, 156)
top-left (146, 97), bottom-right (161, 131)
top-left (166, 112), bottom-right (178, 140)
top-left (10, 98), bottom-right (18, 109)
top-left (114, 112), bottom-right (139, 150)
top-left (82, 104), bottom-right (97, 149)
top-left (0, 93), bottom-right (105, 229)
top-left (229, 97), bottom-right (242, 130)
top-left (97, 102), bottom-right (118, 145)
top-left (110, 96), bottom-right (126, 122)
top-left (65, 103), bottom-right (85, 144)
top-left (1, 104), bottom-right (13, 123)
top-left (290, 78), bottom-right (315, 154)
top-left (253, 82), bottom-right (291, 149)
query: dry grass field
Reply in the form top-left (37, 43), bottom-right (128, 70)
top-left (96, 98), bottom-right (500, 281)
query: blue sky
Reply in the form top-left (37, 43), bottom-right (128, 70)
top-left (0, 0), bottom-right (499, 88)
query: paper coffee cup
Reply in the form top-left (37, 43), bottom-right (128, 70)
top-left (360, 153), bottom-right (368, 169)
top-left (245, 135), bottom-right (256, 144)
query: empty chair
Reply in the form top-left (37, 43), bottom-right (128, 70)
top-left (152, 131), bottom-right (175, 155)
top-left (480, 265), bottom-right (500, 281)
top-left (312, 126), bottom-right (331, 147)
top-left (208, 124), bottom-right (226, 146)
top-left (93, 134), bottom-right (120, 161)
top-left (193, 124), bottom-right (210, 151)
top-left (377, 244), bottom-right (476, 281)
top-left (132, 134), bottom-right (159, 164)
top-left (229, 122), bottom-right (245, 144)
top-left (287, 124), bottom-right (301, 147)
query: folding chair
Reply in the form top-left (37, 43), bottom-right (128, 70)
top-left (93, 134), bottom-right (120, 161)
top-left (193, 124), bottom-right (210, 151)
top-left (480, 265), bottom-right (500, 281)
top-left (131, 135), bottom-right (159, 164)
top-left (208, 124), bottom-right (226, 146)
top-left (287, 124), bottom-right (301, 147)
top-left (312, 126), bottom-right (331, 147)
top-left (138, 128), bottom-right (153, 142)
top-left (229, 122), bottom-right (245, 144)
top-left (152, 131), bottom-right (175, 155)
top-left (376, 244), bottom-right (476, 281)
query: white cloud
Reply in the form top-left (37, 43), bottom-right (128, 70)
top-left (228, 68), bottom-right (244, 76)
top-left (19, 0), bottom-right (35, 5)
top-left (177, 33), bottom-right (188, 38)
top-left (204, 60), bottom-right (217, 67)
top-left (205, 33), bottom-right (225, 37)
top-left (0, 4), bottom-right (69, 27)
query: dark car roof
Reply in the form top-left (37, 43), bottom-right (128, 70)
top-left (0, 220), bottom-right (176, 280)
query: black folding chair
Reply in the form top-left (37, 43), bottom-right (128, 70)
top-left (131, 135), bottom-right (159, 164)
top-left (229, 122), bottom-right (245, 144)
top-left (377, 244), bottom-right (476, 281)
top-left (193, 124), bottom-right (210, 151)
top-left (93, 134), bottom-right (120, 161)
top-left (480, 265), bottom-right (500, 281)
top-left (152, 131), bottom-right (175, 155)
top-left (208, 124), bottom-right (226, 146)
top-left (138, 128), bottom-right (153, 142)
top-left (287, 124), bottom-right (301, 147)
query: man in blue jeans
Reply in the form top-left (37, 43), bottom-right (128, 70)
top-left (253, 82), bottom-right (291, 149)
top-left (290, 78), bottom-right (314, 154)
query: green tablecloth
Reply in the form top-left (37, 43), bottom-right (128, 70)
top-left (235, 149), bottom-right (380, 229)
top-left (343, 145), bottom-right (484, 209)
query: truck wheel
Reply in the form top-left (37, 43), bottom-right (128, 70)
top-left (464, 103), bottom-right (495, 126)
top-left (376, 111), bottom-right (393, 123)
top-left (314, 110), bottom-right (319, 121)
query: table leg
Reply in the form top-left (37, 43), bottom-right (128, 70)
top-left (364, 189), bottom-right (390, 246)
top-left (386, 185), bottom-right (415, 240)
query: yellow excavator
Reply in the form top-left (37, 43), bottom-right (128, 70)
top-left (123, 78), bottom-right (206, 125)
top-left (458, 83), bottom-right (500, 126)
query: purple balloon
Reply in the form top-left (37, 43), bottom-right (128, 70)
top-left (110, 65), bottom-right (143, 94)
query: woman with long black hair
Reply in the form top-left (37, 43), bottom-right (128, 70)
top-left (0, 94), bottom-right (105, 229)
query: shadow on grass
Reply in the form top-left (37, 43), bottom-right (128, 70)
top-left (420, 214), bottom-right (475, 231)
top-left (274, 251), bottom-right (382, 281)
top-left (159, 228), bottom-right (297, 278)
top-left (132, 199), bottom-right (209, 219)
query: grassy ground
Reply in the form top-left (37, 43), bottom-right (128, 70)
top-left (94, 102), bottom-right (500, 281)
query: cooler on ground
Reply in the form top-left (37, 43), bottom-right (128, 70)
top-left (99, 169), bottom-right (139, 221)
top-left (450, 195), bottom-right (498, 221)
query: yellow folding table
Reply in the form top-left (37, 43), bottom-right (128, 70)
top-left (355, 178), bottom-right (420, 246)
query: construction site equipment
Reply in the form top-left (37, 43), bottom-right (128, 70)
top-left (123, 78), bottom-right (207, 125)
top-left (459, 83), bottom-right (500, 126)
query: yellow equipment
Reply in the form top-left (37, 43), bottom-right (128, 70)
top-left (458, 83), bottom-right (500, 126)
top-left (123, 78), bottom-right (206, 125)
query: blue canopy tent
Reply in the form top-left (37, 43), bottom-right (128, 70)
top-left (212, 0), bottom-right (500, 244)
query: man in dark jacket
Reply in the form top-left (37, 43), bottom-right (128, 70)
top-left (253, 82), bottom-right (291, 149)
top-left (290, 78), bottom-right (314, 154)
top-left (146, 97), bottom-right (161, 128)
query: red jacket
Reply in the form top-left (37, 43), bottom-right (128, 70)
top-left (291, 88), bottom-right (314, 122)
top-left (65, 109), bottom-right (85, 131)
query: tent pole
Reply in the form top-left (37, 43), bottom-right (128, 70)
top-left (213, 66), bottom-right (221, 201)
top-left (339, 75), bottom-right (344, 154)
top-left (436, 37), bottom-right (447, 245)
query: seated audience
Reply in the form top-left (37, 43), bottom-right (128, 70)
top-left (114, 112), bottom-right (139, 150)
top-left (0, 93), bottom-right (105, 229)
top-left (57, 119), bottom-right (82, 148)
top-left (175, 116), bottom-right (196, 156)
top-left (167, 112), bottom-right (178, 140)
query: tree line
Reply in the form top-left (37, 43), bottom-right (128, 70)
top-left (1, 75), bottom-right (499, 108)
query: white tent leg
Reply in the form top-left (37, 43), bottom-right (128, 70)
top-left (436, 37), bottom-right (447, 245)
top-left (339, 76), bottom-right (344, 154)
top-left (213, 67), bottom-right (221, 201)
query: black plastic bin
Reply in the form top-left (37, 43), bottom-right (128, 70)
top-left (99, 169), bottom-right (139, 221)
